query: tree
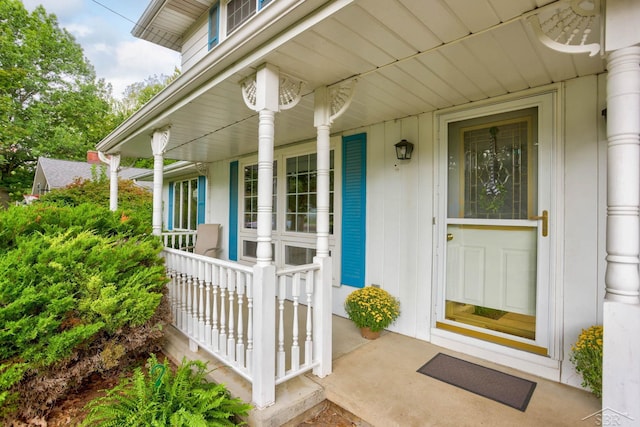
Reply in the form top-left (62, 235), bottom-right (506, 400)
top-left (113, 69), bottom-right (180, 122)
top-left (0, 0), bottom-right (113, 204)
top-left (113, 70), bottom-right (181, 169)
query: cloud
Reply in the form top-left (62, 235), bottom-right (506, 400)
top-left (64, 23), bottom-right (93, 38)
top-left (106, 40), bottom-right (180, 97)
top-left (21, 0), bottom-right (181, 99)
top-left (22, 0), bottom-right (85, 20)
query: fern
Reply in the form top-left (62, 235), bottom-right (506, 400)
top-left (82, 355), bottom-right (252, 426)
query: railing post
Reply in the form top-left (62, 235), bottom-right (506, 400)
top-left (313, 256), bottom-right (332, 377)
top-left (252, 263), bottom-right (276, 408)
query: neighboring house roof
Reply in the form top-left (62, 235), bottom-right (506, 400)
top-left (30, 157), bottom-right (152, 195)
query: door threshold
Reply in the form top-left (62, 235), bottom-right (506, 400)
top-left (436, 321), bottom-right (548, 356)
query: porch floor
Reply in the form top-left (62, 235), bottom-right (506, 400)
top-left (312, 315), bottom-right (601, 426)
top-left (163, 315), bottom-right (601, 427)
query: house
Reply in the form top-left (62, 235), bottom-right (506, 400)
top-left (30, 153), bottom-right (151, 204)
top-left (96, 0), bottom-right (640, 424)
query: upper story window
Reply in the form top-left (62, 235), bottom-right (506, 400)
top-left (208, 3), bottom-right (220, 49)
top-left (208, 0), bottom-right (273, 50)
top-left (227, 0), bottom-right (256, 34)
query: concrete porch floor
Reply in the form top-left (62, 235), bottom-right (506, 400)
top-left (163, 314), bottom-right (601, 426)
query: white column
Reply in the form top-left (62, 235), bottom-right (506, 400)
top-left (312, 86), bottom-right (333, 378)
top-left (98, 152), bottom-right (120, 211)
top-left (151, 127), bottom-right (170, 237)
top-left (603, 45), bottom-right (640, 424)
top-left (251, 263), bottom-right (276, 408)
top-left (242, 64), bottom-right (280, 408)
top-left (314, 87), bottom-right (332, 258)
top-left (605, 46), bottom-right (640, 304)
top-left (254, 64), bottom-right (279, 265)
top-left (311, 83), bottom-right (355, 377)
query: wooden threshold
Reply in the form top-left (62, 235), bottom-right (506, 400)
top-left (436, 321), bottom-right (548, 356)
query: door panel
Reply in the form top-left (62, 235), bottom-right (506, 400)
top-left (438, 97), bottom-right (553, 351)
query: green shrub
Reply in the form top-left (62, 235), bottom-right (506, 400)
top-left (0, 187), bottom-right (167, 423)
top-left (82, 354), bottom-right (252, 426)
top-left (40, 177), bottom-right (153, 221)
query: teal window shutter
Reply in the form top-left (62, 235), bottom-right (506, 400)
top-left (168, 182), bottom-right (174, 230)
top-left (229, 161), bottom-right (239, 261)
top-left (197, 176), bottom-right (206, 225)
top-left (341, 133), bottom-right (367, 288)
top-left (208, 3), bottom-right (219, 49)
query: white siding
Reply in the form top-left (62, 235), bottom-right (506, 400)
top-left (560, 74), bottom-right (607, 387)
top-left (333, 78), bottom-right (604, 383)
top-left (181, 13), bottom-right (209, 71)
top-left (207, 160), bottom-right (231, 260)
top-left (332, 114), bottom-right (434, 340)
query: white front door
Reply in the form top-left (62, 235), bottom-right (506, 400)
top-left (436, 93), bottom-right (555, 355)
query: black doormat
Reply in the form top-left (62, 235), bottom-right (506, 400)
top-left (417, 353), bottom-right (536, 411)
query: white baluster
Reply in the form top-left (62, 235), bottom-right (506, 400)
top-left (186, 258), bottom-right (195, 336)
top-left (291, 272), bottom-right (300, 372)
top-left (236, 272), bottom-right (246, 368)
top-left (227, 269), bottom-right (236, 363)
top-left (205, 263), bottom-right (212, 347)
top-left (198, 260), bottom-right (205, 341)
top-left (212, 264), bottom-right (220, 351)
top-left (305, 270), bottom-right (314, 365)
top-left (277, 275), bottom-right (286, 378)
top-left (219, 267), bottom-right (228, 356)
top-left (180, 256), bottom-right (188, 331)
top-left (246, 273), bottom-right (254, 374)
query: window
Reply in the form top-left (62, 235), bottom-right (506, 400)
top-left (226, 0), bottom-right (256, 34)
top-left (208, 0), bottom-right (274, 49)
top-left (285, 152), bottom-right (334, 233)
top-left (170, 177), bottom-right (204, 231)
top-left (238, 148), bottom-right (336, 267)
top-left (208, 3), bottom-right (220, 50)
top-left (447, 107), bottom-right (538, 220)
top-left (243, 162), bottom-right (276, 230)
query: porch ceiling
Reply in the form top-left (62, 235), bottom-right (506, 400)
top-left (102, 0), bottom-right (605, 162)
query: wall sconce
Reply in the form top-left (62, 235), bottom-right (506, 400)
top-left (394, 139), bottom-right (414, 160)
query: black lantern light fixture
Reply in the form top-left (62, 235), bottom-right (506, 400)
top-left (394, 139), bottom-right (414, 160)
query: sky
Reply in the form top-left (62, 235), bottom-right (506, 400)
top-left (22, 0), bottom-right (181, 99)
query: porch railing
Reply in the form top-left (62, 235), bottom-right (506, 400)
top-left (162, 230), bottom-right (197, 251)
top-left (162, 244), bottom-right (329, 408)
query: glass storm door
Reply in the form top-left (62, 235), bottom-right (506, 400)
top-left (439, 99), bottom-right (552, 355)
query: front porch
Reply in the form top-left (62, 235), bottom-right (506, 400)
top-left (164, 312), bottom-right (600, 427)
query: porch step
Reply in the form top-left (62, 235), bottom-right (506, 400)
top-left (163, 326), bottom-right (326, 427)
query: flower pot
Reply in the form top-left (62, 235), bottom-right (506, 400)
top-left (360, 327), bottom-right (380, 340)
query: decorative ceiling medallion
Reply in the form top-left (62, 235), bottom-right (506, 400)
top-left (241, 78), bottom-right (258, 110)
top-left (278, 73), bottom-right (304, 110)
top-left (195, 162), bottom-right (209, 175)
top-left (241, 72), bottom-right (305, 111)
top-left (527, 0), bottom-right (601, 57)
top-left (329, 79), bottom-right (356, 123)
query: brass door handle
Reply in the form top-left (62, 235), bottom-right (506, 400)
top-left (447, 233), bottom-right (454, 241)
top-left (529, 210), bottom-right (548, 237)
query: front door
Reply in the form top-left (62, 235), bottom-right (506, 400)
top-left (436, 93), bottom-right (554, 355)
